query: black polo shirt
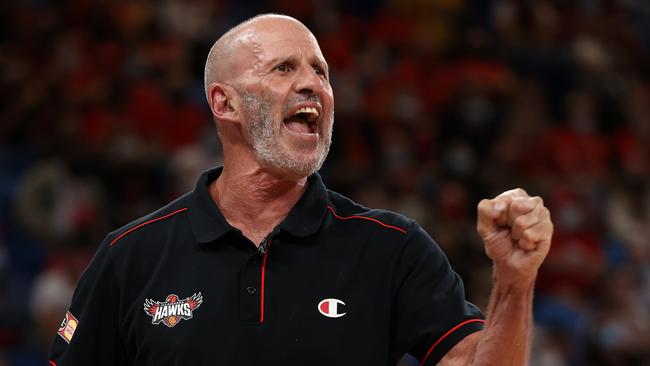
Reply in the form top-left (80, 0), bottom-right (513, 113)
top-left (49, 167), bottom-right (484, 366)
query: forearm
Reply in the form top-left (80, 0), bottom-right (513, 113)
top-left (471, 270), bottom-right (534, 366)
top-left (461, 189), bottom-right (551, 366)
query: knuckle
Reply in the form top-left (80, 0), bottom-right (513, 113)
top-left (545, 220), bottom-right (554, 234)
top-left (513, 215), bottom-right (528, 229)
top-left (500, 189), bottom-right (518, 198)
top-left (515, 187), bottom-right (529, 196)
top-left (477, 199), bottom-right (490, 213)
top-left (522, 229), bottom-right (537, 242)
top-left (476, 223), bottom-right (490, 236)
top-left (519, 237), bottom-right (534, 248)
top-left (512, 198), bottom-right (529, 211)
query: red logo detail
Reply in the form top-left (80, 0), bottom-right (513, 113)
top-left (143, 292), bottom-right (203, 327)
top-left (57, 311), bottom-right (79, 343)
top-left (318, 298), bottom-right (346, 318)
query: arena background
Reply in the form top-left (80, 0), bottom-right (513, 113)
top-left (1, 1), bottom-right (649, 365)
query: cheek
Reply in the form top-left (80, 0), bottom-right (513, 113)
top-left (322, 87), bottom-right (335, 110)
top-left (260, 84), bottom-right (289, 113)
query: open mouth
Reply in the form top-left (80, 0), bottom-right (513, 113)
top-left (283, 107), bottom-right (319, 134)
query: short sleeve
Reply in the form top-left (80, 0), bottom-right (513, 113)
top-left (391, 224), bottom-right (484, 365)
top-left (49, 239), bottom-right (125, 365)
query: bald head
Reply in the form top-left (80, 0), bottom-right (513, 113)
top-left (204, 14), bottom-right (315, 99)
top-left (203, 13), bottom-right (334, 179)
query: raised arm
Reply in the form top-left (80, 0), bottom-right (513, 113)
top-left (439, 188), bottom-right (553, 366)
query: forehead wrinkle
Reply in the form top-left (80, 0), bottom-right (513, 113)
top-left (204, 14), bottom-right (325, 98)
top-left (261, 39), bottom-right (327, 66)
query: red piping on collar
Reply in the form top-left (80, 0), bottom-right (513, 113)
top-left (109, 207), bottom-right (189, 247)
top-left (326, 205), bottom-right (407, 234)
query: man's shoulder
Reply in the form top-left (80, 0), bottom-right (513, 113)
top-left (105, 192), bottom-right (192, 249)
top-left (324, 189), bottom-right (415, 235)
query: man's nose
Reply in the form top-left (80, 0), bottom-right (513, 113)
top-left (292, 65), bottom-right (324, 96)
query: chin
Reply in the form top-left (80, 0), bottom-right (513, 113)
top-left (262, 154), bottom-right (325, 180)
top-left (252, 137), bottom-right (330, 180)
top-left (279, 160), bottom-right (322, 179)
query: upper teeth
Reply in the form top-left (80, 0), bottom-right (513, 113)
top-left (294, 107), bottom-right (319, 117)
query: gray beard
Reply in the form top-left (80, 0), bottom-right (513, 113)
top-left (241, 92), bottom-right (332, 178)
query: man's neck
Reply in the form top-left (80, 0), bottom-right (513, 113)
top-left (210, 163), bottom-right (308, 246)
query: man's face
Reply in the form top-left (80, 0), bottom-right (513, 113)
top-left (233, 20), bottom-right (334, 178)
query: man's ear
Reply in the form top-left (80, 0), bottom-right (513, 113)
top-left (207, 82), bottom-right (239, 123)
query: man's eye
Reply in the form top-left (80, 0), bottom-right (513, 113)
top-left (276, 63), bottom-right (291, 72)
top-left (313, 66), bottom-right (326, 76)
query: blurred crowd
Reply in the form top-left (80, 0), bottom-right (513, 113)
top-left (1, 0), bottom-right (649, 365)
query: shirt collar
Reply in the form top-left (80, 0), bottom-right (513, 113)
top-left (187, 166), bottom-right (328, 244)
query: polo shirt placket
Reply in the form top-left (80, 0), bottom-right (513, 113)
top-left (238, 237), bottom-right (272, 323)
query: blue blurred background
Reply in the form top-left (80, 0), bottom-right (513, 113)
top-left (0, 0), bottom-right (649, 365)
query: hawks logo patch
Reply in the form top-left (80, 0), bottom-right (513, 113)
top-left (143, 292), bottom-right (203, 328)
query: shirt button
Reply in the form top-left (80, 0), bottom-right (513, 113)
top-left (246, 286), bottom-right (257, 295)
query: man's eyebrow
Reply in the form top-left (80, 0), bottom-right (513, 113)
top-left (264, 56), bottom-right (293, 67)
top-left (264, 55), bottom-right (329, 71)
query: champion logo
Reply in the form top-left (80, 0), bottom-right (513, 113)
top-left (318, 298), bottom-right (347, 318)
top-left (143, 292), bottom-right (203, 328)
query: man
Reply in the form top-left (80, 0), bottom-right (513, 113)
top-left (49, 14), bottom-right (553, 365)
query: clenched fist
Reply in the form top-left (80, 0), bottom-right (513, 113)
top-left (477, 188), bottom-right (553, 289)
